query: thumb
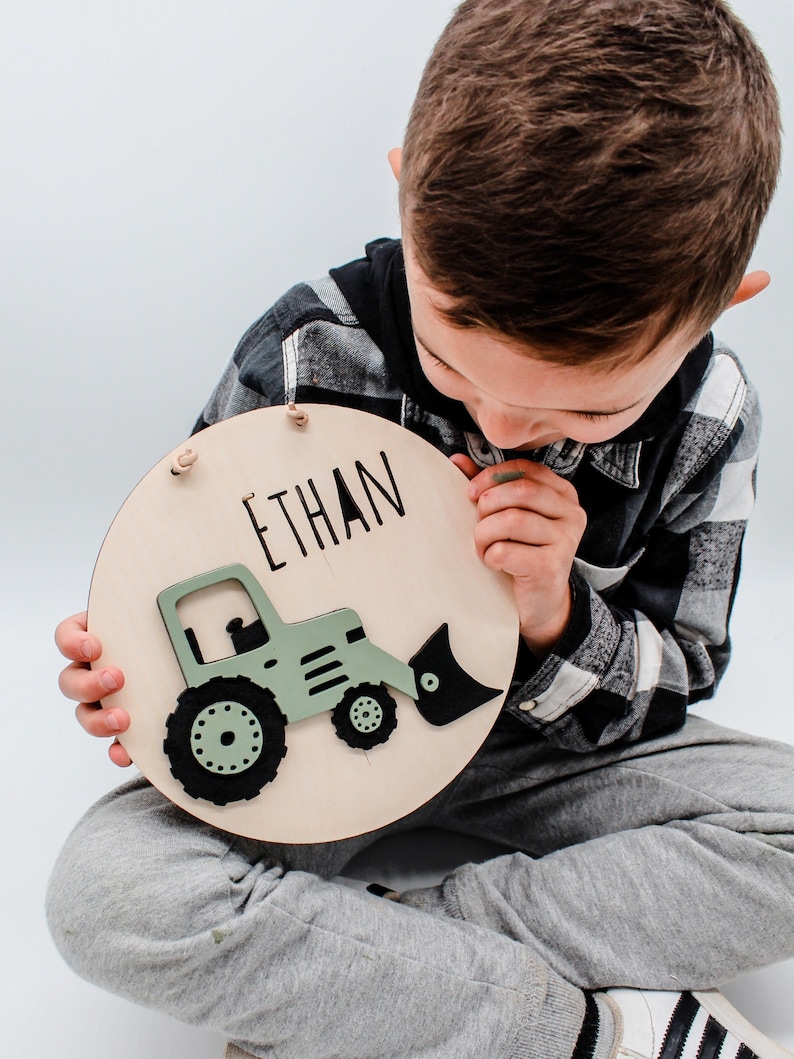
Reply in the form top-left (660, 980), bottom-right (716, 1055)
top-left (450, 453), bottom-right (480, 480)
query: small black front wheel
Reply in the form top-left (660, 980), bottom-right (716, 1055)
top-left (331, 683), bottom-right (398, 750)
top-left (164, 676), bottom-right (286, 805)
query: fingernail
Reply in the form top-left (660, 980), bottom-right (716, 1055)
top-left (99, 671), bottom-right (119, 692)
top-left (106, 712), bottom-right (121, 732)
top-left (79, 638), bottom-right (93, 660)
top-left (492, 469), bottom-right (525, 484)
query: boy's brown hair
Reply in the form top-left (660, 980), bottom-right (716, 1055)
top-left (400, 0), bottom-right (781, 364)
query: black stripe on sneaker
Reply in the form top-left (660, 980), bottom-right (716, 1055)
top-left (736, 1046), bottom-right (759, 1059)
top-left (697, 1016), bottom-right (727, 1059)
top-left (571, 992), bottom-right (600, 1059)
top-left (659, 992), bottom-right (700, 1059)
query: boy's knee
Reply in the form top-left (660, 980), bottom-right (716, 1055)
top-left (45, 779), bottom-right (269, 992)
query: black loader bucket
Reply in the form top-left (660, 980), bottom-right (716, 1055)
top-left (408, 624), bottom-right (502, 726)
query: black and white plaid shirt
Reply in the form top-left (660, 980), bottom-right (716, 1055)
top-left (197, 239), bottom-right (760, 752)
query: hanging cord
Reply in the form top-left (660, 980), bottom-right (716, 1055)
top-left (171, 448), bottom-right (198, 476)
top-left (170, 403), bottom-right (307, 477)
top-left (286, 401), bottom-right (309, 426)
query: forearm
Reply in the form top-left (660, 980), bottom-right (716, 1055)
top-left (505, 568), bottom-right (729, 752)
top-left (506, 360), bottom-right (759, 752)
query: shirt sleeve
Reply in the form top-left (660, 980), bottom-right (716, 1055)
top-left (192, 306), bottom-right (289, 432)
top-left (505, 362), bottom-right (761, 752)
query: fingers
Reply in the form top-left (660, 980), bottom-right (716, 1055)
top-left (475, 478), bottom-right (572, 524)
top-left (474, 512), bottom-right (582, 580)
top-left (55, 611), bottom-right (99, 663)
top-left (56, 609), bottom-right (125, 705)
top-left (470, 461), bottom-right (583, 523)
top-left (474, 508), bottom-right (557, 561)
top-left (467, 459), bottom-right (578, 505)
top-left (61, 659), bottom-right (130, 756)
top-left (58, 657), bottom-right (125, 703)
top-left (465, 459), bottom-right (586, 576)
top-left (56, 609), bottom-right (132, 765)
top-left (55, 611), bottom-right (124, 689)
top-left (75, 699), bottom-right (129, 737)
top-left (108, 739), bottom-right (133, 768)
top-left (459, 460), bottom-right (583, 657)
top-left (75, 701), bottom-right (133, 767)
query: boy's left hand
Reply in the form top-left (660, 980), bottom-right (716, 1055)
top-left (451, 455), bottom-right (587, 658)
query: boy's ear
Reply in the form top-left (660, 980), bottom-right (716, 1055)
top-left (727, 270), bottom-right (770, 308)
top-left (388, 147), bottom-right (402, 182)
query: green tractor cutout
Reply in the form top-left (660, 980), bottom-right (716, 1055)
top-left (157, 563), bottom-right (501, 805)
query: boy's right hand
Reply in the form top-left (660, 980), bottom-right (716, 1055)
top-left (55, 612), bottom-right (133, 767)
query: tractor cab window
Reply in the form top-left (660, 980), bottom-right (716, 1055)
top-left (176, 578), bottom-right (262, 664)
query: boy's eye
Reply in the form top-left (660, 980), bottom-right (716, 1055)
top-left (426, 351), bottom-right (456, 373)
top-left (420, 343), bottom-right (629, 422)
top-left (573, 410), bottom-right (617, 423)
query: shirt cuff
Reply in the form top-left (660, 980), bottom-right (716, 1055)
top-left (507, 568), bottom-right (619, 724)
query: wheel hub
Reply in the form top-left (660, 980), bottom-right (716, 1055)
top-left (349, 696), bottom-right (384, 734)
top-left (190, 701), bottom-right (263, 774)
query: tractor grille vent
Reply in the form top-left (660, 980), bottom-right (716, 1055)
top-left (300, 645), bottom-right (348, 696)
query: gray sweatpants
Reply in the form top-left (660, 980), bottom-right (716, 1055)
top-left (46, 714), bottom-right (794, 1059)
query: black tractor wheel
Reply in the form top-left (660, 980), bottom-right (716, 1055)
top-left (331, 683), bottom-right (398, 750)
top-left (164, 676), bottom-right (286, 805)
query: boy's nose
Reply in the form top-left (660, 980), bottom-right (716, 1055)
top-left (475, 403), bottom-right (546, 450)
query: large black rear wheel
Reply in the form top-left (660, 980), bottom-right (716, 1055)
top-left (164, 676), bottom-right (286, 805)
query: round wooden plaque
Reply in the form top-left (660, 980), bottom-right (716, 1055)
top-left (89, 405), bottom-right (519, 842)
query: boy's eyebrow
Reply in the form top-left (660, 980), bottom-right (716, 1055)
top-left (413, 329), bottom-right (647, 417)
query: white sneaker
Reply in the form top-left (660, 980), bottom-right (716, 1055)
top-left (605, 989), bottom-right (793, 1059)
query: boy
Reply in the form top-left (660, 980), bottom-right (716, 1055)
top-left (49, 1), bottom-right (794, 1057)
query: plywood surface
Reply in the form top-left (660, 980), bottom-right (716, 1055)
top-left (88, 405), bottom-right (519, 842)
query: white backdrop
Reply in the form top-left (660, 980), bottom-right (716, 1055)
top-left (2, 2), bottom-right (793, 1056)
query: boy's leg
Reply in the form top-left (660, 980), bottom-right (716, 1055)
top-left (46, 776), bottom-right (611, 1059)
top-left (408, 713), bottom-right (794, 992)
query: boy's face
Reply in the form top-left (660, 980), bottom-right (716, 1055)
top-left (404, 241), bottom-right (698, 451)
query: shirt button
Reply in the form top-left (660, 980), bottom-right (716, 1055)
top-left (519, 700), bottom-right (537, 712)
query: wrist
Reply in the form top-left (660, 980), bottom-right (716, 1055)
top-left (519, 586), bottom-right (573, 660)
